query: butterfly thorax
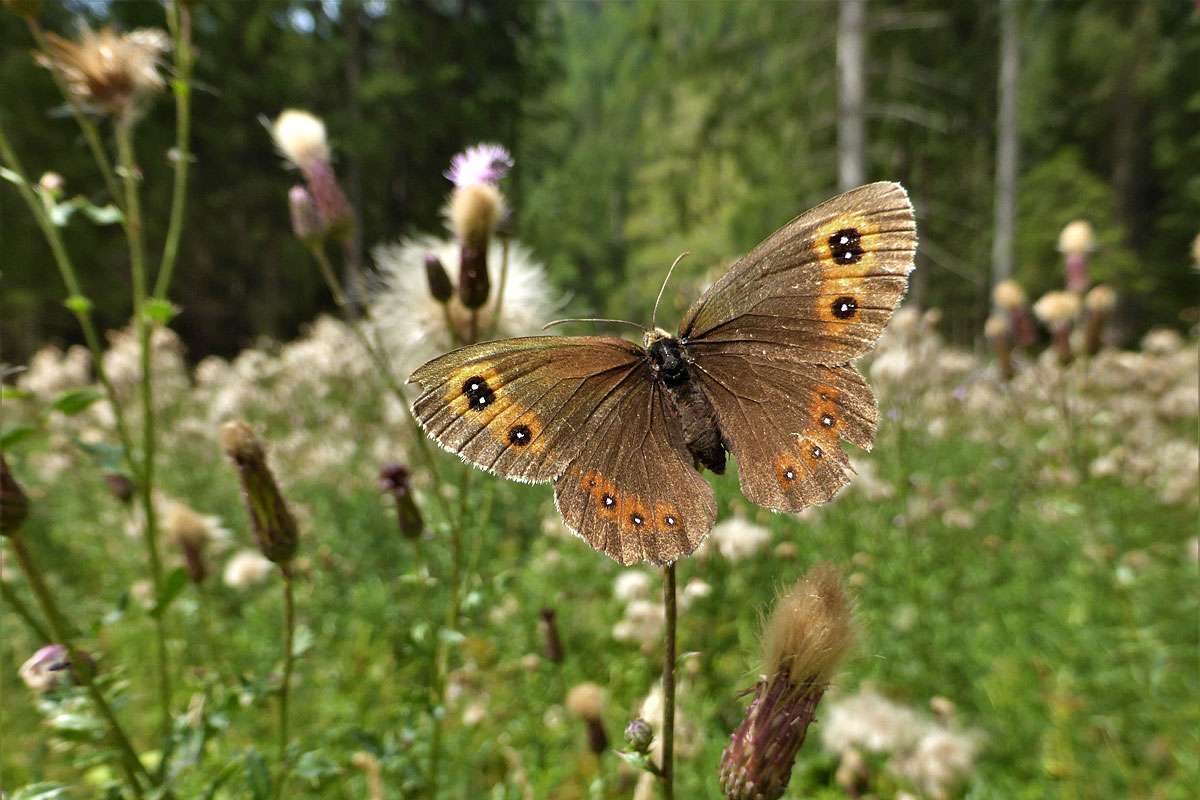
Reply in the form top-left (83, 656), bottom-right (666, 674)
top-left (647, 336), bottom-right (727, 475)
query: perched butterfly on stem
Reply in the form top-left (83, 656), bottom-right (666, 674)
top-left (409, 183), bottom-right (916, 565)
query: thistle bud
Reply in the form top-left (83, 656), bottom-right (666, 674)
top-left (424, 253), bottom-right (454, 303)
top-left (720, 564), bottom-right (855, 800)
top-left (992, 279), bottom-right (1036, 347)
top-left (566, 682), bottom-right (609, 754)
top-left (378, 463), bottom-right (423, 539)
top-left (624, 718), bottom-right (654, 754)
top-left (19, 644), bottom-right (70, 692)
top-left (219, 420), bottom-right (298, 565)
top-left (271, 110), bottom-right (353, 241)
top-left (1033, 291), bottom-right (1081, 365)
top-left (288, 185), bottom-right (324, 247)
top-left (539, 607), bottom-right (565, 664)
top-left (1, 455), bottom-right (29, 537)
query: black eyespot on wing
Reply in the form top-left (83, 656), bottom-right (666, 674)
top-left (508, 424), bottom-right (532, 446)
top-left (462, 375), bottom-right (495, 410)
top-left (831, 296), bottom-right (858, 319)
top-left (829, 227), bottom-right (864, 264)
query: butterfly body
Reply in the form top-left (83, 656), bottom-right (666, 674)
top-left (646, 332), bottom-right (728, 474)
top-left (410, 182), bottom-right (917, 565)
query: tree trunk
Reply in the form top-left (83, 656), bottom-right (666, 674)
top-left (837, 0), bottom-right (866, 192)
top-left (991, 0), bottom-right (1019, 289)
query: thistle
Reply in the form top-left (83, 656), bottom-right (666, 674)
top-left (1057, 219), bottom-right (1096, 294)
top-left (719, 564), bottom-right (856, 800)
top-left (271, 109), bottom-right (353, 241)
top-left (1083, 285), bottom-right (1117, 356)
top-left (36, 26), bottom-right (169, 121)
top-left (218, 420), bottom-right (298, 565)
top-left (992, 279), bottom-right (1036, 347)
top-left (1033, 291), bottom-right (1081, 365)
top-left (566, 682), bottom-right (609, 755)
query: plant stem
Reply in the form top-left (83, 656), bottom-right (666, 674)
top-left (0, 577), bottom-right (52, 643)
top-left (0, 120), bottom-right (141, 484)
top-left (25, 19), bottom-right (125, 211)
top-left (661, 562), bottom-right (677, 800)
top-left (153, 1), bottom-right (194, 300)
top-left (275, 568), bottom-right (296, 799)
top-left (115, 117), bottom-right (173, 755)
top-left (9, 535), bottom-right (151, 797)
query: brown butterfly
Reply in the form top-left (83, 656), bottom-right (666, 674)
top-left (409, 182), bottom-right (916, 566)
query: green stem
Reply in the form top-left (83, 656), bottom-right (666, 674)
top-left (0, 119), bottom-right (141, 484)
top-left (275, 569), bottom-right (296, 798)
top-left (661, 562), bottom-right (676, 800)
top-left (9, 535), bottom-right (151, 797)
top-left (24, 19), bottom-right (125, 211)
top-left (116, 118), bottom-right (173, 757)
top-left (0, 577), bottom-right (52, 643)
top-left (153, 2), bottom-right (193, 299)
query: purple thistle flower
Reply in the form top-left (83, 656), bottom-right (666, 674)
top-left (444, 143), bottom-right (513, 187)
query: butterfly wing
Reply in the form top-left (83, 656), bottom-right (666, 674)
top-left (680, 182), bottom-right (916, 364)
top-left (680, 182), bottom-right (914, 512)
top-left (409, 336), bottom-right (715, 564)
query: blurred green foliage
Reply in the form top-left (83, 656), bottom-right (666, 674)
top-left (2, 0), bottom-right (1199, 359)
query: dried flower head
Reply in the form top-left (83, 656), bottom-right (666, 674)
top-left (1033, 291), bottom-right (1081, 329)
top-left (567, 682), bottom-right (609, 754)
top-left (539, 607), bottom-right (565, 663)
top-left (38, 26), bottom-right (169, 119)
top-left (445, 143), bottom-right (513, 187)
top-left (423, 253), bottom-right (454, 303)
top-left (709, 517), bottom-right (771, 562)
top-left (1057, 219), bottom-right (1096, 255)
top-left (720, 565), bottom-right (856, 800)
top-left (378, 462), bottom-right (423, 539)
top-left (1085, 284), bottom-right (1117, 314)
top-left (984, 314), bottom-right (1010, 341)
top-left (163, 500), bottom-right (228, 584)
top-left (271, 109), bottom-right (330, 169)
top-left (223, 548), bottom-right (273, 589)
top-left (991, 280), bottom-right (1026, 311)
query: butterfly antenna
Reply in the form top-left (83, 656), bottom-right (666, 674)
top-left (542, 317), bottom-right (647, 332)
top-left (652, 251), bottom-right (690, 330)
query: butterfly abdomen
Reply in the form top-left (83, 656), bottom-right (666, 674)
top-left (649, 337), bottom-right (727, 475)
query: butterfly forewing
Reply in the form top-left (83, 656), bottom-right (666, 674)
top-left (680, 182), bottom-right (916, 365)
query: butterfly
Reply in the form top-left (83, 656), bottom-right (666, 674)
top-left (409, 182), bottom-right (916, 565)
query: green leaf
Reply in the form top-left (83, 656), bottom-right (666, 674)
top-left (0, 166), bottom-right (24, 186)
top-left (293, 750), bottom-right (340, 786)
top-left (63, 295), bottom-right (93, 315)
top-left (151, 568), bottom-right (189, 618)
top-left (0, 425), bottom-right (39, 449)
top-left (615, 749), bottom-right (663, 776)
top-left (80, 202), bottom-right (123, 225)
top-left (11, 783), bottom-right (72, 800)
top-left (1, 387), bottom-right (34, 401)
top-left (71, 437), bottom-right (124, 471)
top-left (48, 198), bottom-right (81, 227)
top-left (143, 298), bottom-right (180, 325)
top-left (51, 388), bottom-right (102, 416)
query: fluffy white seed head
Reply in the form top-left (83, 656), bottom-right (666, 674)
top-left (1057, 219), bottom-right (1096, 255)
top-left (1085, 284), bottom-right (1117, 313)
top-left (1033, 291), bottom-right (1081, 327)
top-left (271, 109), bottom-right (329, 168)
top-left (763, 563), bottom-right (856, 687)
top-left (992, 279), bottom-right (1026, 310)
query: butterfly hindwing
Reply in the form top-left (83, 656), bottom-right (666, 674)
top-left (689, 353), bottom-right (878, 512)
top-left (680, 182), bottom-right (916, 365)
top-left (554, 375), bottom-right (715, 566)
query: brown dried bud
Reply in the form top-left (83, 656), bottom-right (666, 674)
top-left (1, 455), bottom-right (30, 537)
top-left (720, 565), bottom-right (855, 800)
top-left (219, 420), bottom-right (298, 564)
top-left (104, 472), bottom-right (136, 504)
top-left (424, 253), bottom-right (454, 303)
top-left (566, 682), bottom-right (608, 754)
top-left (457, 244), bottom-right (490, 310)
top-left (378, 463), bottom-right (423, 539)
top-left (539, 607), bottom-right (564, 664)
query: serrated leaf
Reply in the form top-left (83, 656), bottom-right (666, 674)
top-left (151, 568), bottom-right (189, 618)
top-left (143, 298), bottom-right (179, 325)
top-left (51, 388), bottom-right (102, 416)
top-left (0, 166), bottom-right (24, 185)
top-left (0, 425), bottom-right (39, 449)
top-left (64, 295), bottom-right (93, 315)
